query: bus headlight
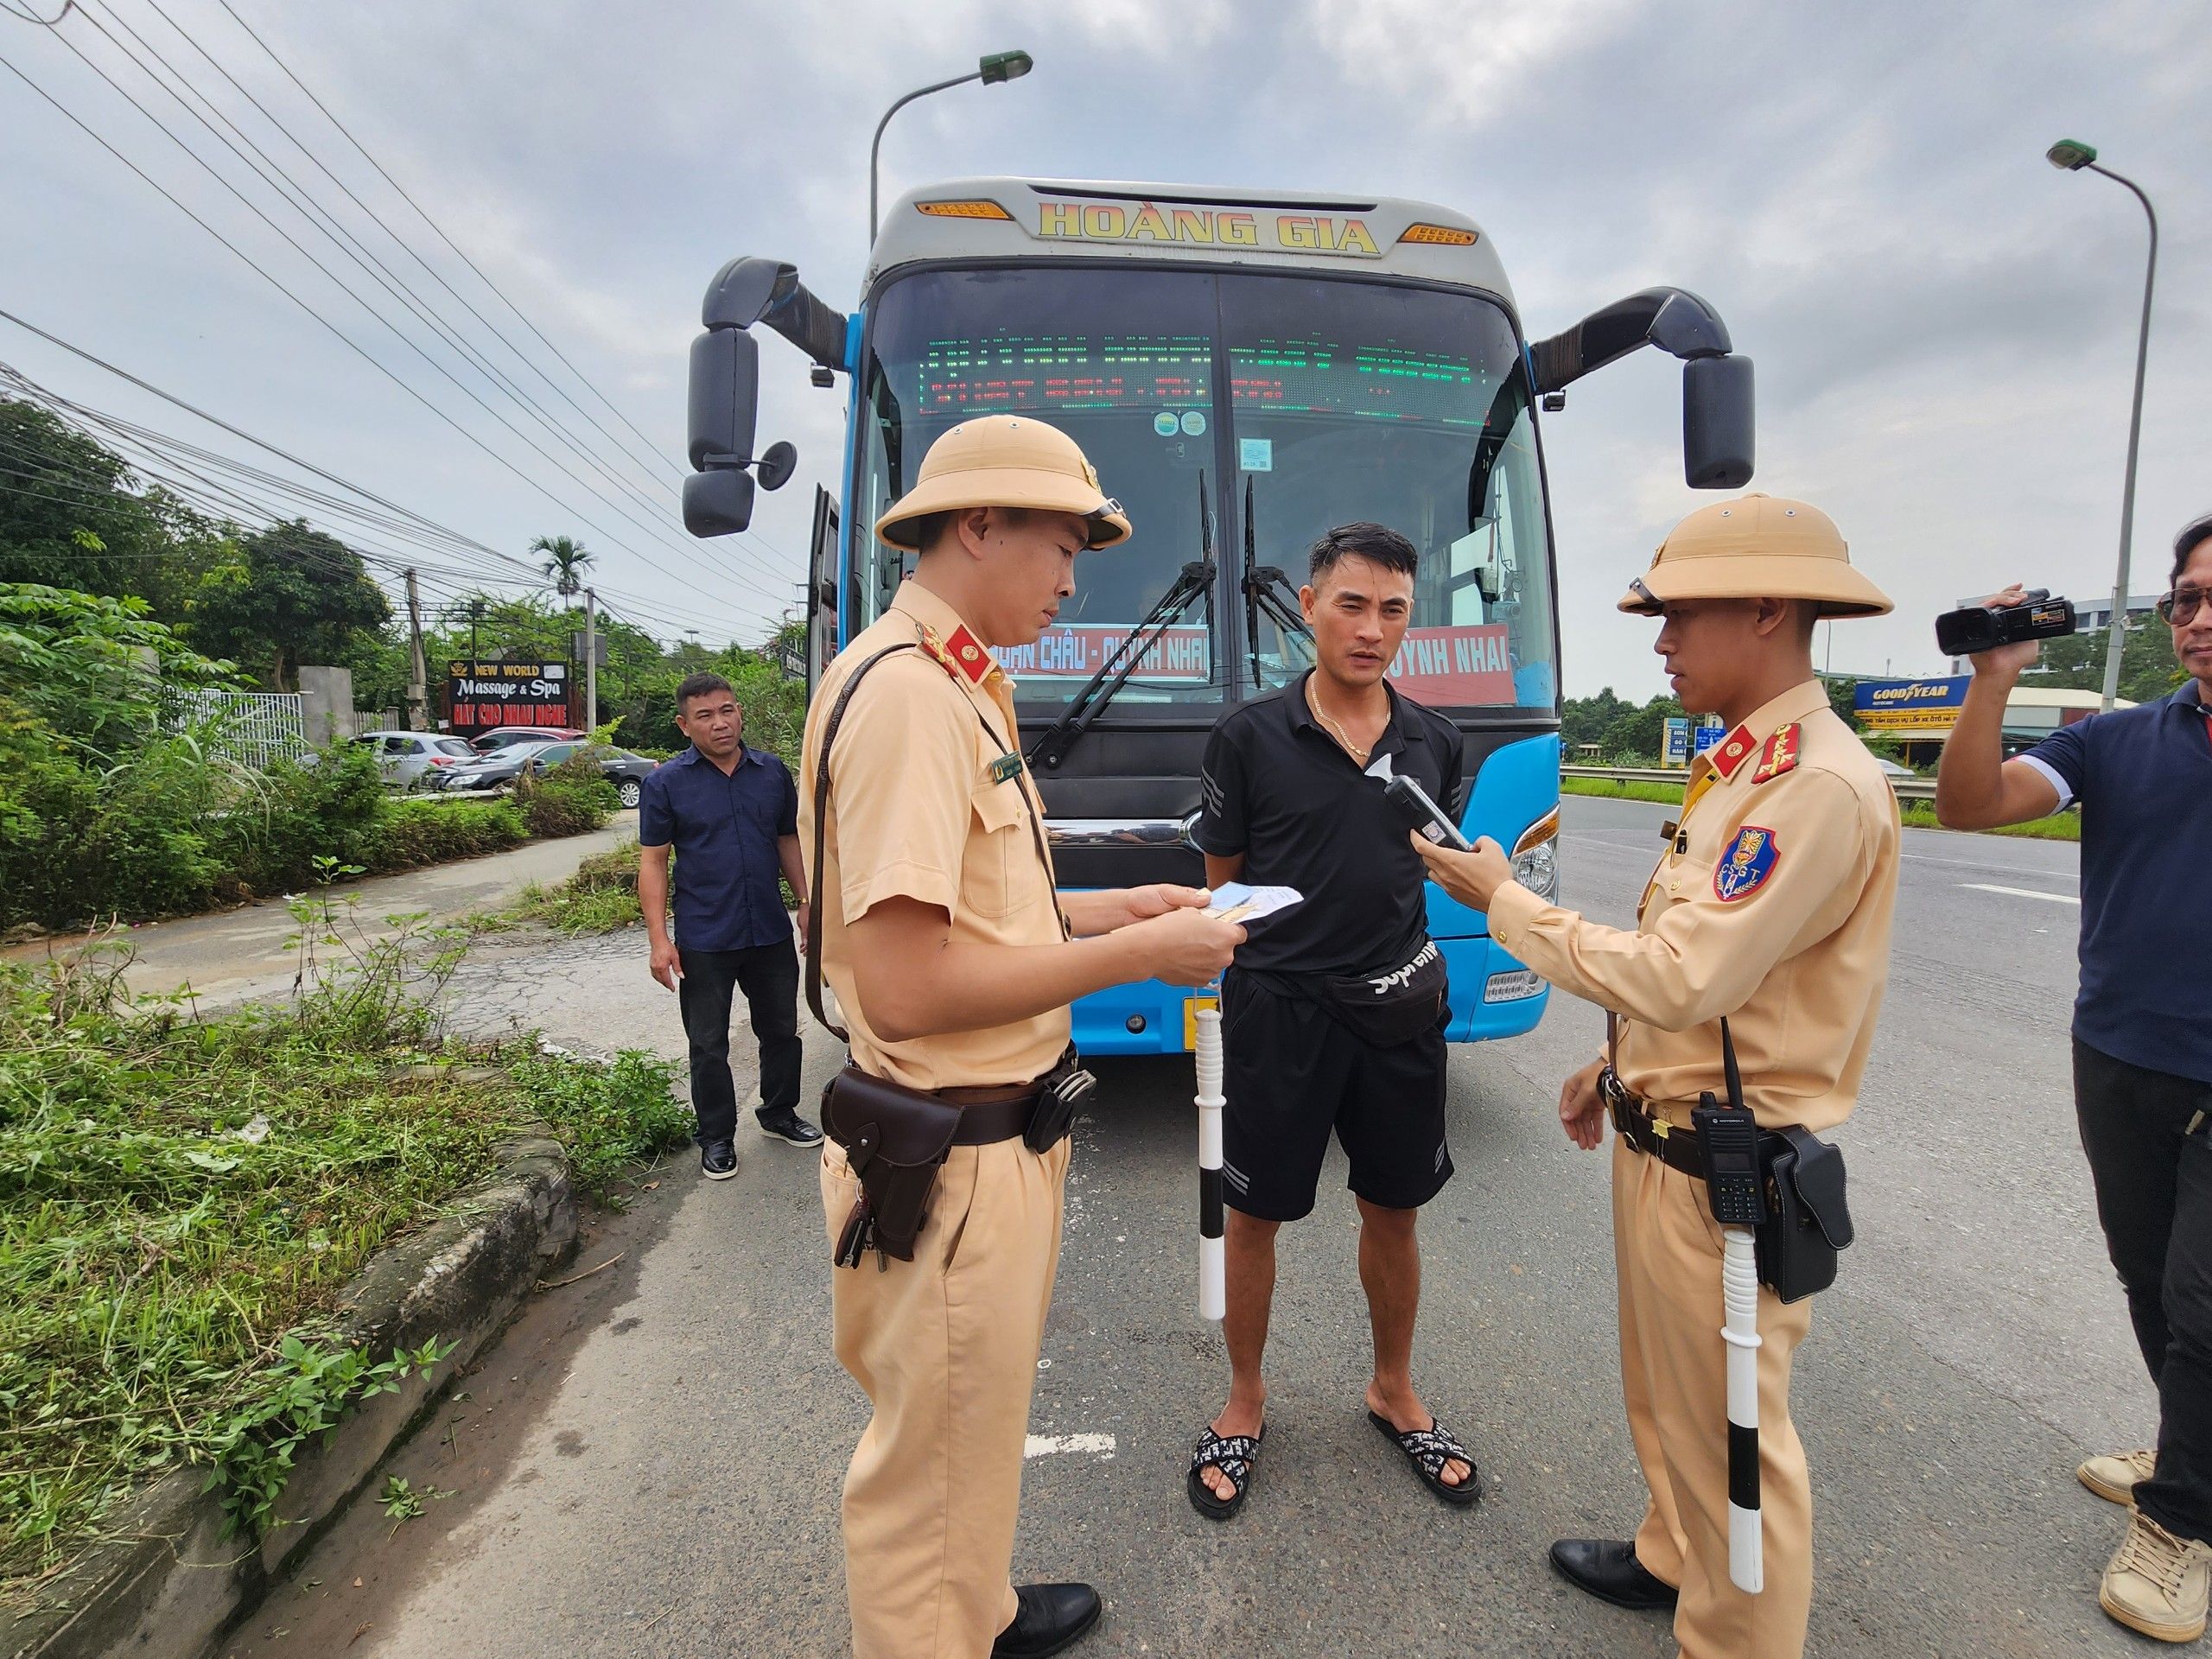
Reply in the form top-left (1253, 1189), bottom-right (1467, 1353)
top-left (1509, 808), bottom-right (1560, 902)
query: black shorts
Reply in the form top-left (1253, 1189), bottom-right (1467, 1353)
top-left (1219, 970), bottom-right (1453, 1223)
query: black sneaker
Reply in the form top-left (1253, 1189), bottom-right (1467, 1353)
top-left (700, 1139), bottom-right (738, 1180)
top-left (756, 1109), bottom-right (824, 1147)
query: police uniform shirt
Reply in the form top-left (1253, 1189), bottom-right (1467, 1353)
top-left (1487, 680), bottom-right (1900, 1130)
top-left (1193, 671), bottom-right (1465, 978)
top-left (799, 581), bottom-right (1067, 1092)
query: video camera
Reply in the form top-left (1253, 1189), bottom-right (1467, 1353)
top-left (1935, 589), bottom-right (2079, 657)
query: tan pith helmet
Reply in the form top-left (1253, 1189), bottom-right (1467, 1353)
top-left (874, 416), bottom-right (1132, 550)
top-left (1618, 493), bottom-right (1892, 618)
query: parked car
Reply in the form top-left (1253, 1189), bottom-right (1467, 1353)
top-left (468, 726), bottom-right (584, 754)
top-left (346, 730), bottom-right (480, 790)
top-left (435, 741), bottom-right (658, 808)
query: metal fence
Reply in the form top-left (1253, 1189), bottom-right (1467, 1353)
top-left (173, 689), bottom-right (307, 771)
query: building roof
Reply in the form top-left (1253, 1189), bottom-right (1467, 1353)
top-left (2008, 687), bottom-right (2138, 710)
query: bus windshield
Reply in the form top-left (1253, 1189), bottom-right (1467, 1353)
top-left (852, 266), bottom-right (1555, 715)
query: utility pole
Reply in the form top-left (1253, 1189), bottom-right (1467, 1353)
top-left (404, 568), bottom-right (429, 732)
top-left (583, 587), bottom-right (599, 735)
top-left (467, 596), bottom-right (485, 660)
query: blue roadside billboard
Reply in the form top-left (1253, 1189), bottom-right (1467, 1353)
top-left (1854, 676), bottom-right (1969, 730)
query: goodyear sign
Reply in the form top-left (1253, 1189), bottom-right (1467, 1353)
top-left (1036, 199), bottom-right (1388, 259)
top-left (1854, 676), bottom-right (1968, 731)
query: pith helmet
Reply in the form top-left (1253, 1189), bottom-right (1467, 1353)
top-left (1619, 493), bottom-right (1892, 619)
top-left (874, 416), bottom-right (1132, 550)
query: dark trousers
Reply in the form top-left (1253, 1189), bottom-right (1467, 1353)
top-left (2075, 1037), bottom-right (2212, 1542)
top-left (678, 940), bottom-right (803, 1145)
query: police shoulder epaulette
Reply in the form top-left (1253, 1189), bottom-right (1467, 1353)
top-left (1751, 722), bottom-right (1802, 785)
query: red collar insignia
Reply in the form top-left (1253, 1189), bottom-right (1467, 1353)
top-left (1752, 723), bottom-right (1802, 784)
top-left (944, 625), bottom-right (995, 684)
top-left (1708, 724), bottom-right (1758, 780)
top-left (919, 623), bottom-right (995, 685)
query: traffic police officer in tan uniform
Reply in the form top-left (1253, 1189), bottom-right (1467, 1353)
top-left (802, 414), bottom-right (1244, 1659)
top-left (1415, 495), bottom-right (1899, 1657)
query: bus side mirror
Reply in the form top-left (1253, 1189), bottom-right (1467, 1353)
top-left (1683, 354), bottom-right (1755, 489)
top-left (686, 327), bottom-right (765, 537)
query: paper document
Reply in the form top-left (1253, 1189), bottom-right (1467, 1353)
top-left (1205, 882), bottom-right (1304, 925)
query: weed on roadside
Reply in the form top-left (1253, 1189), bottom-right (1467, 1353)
top-left (0, 925), bottom-right (689, 1605)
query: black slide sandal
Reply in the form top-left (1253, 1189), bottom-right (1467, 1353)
top-left (1367, 1409), bottom-right (1480, 1508)
top-left (1186, 1422), bottom-right (1265, 1521)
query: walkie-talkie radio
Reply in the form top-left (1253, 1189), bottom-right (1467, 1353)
top-left (1384, 775), bottom-right (1474, 852)
top-left (1694, 1017), bottom-right (1768, 1227)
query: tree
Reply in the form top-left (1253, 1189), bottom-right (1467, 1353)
top-left (0, 582), bottom-right (236, 747)
top-left (188, 520), bottom-right (391, 690)
top-left (0, 397), bottom-right (228, 620)
top-left (531, 533), bottom-right (594, 600)
top-left (2020, 619), bottom-right (2185, 707)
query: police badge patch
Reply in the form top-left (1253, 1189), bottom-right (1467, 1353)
top-left (1713, 825), bottom-right (1779, 902)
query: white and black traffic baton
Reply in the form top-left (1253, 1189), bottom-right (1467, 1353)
top-left (1693, 1019), bottom-right (1766, 1594)
top-left (1194, 1004), bottom-right (1225, 1322)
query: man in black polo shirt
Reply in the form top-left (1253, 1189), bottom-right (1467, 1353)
top-left (1185, 522), bottom-right (1475, 1521)
top-left (639, 671), bottom-right (823, 1181)
top-left (1937, 513), bottom-right (2212, 1643)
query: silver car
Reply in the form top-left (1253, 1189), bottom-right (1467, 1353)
top-left (353, 730), bottom-right (480, 790)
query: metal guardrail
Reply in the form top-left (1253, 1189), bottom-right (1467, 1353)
top-left (1563, 764), bottom-right (1937, 803)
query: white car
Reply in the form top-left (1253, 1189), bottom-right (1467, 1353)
top-left (352, 730), bottom-right (480, 790)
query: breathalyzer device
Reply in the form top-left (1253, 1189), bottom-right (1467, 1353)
top-left (1384, 775), bottom-right (1473, 852)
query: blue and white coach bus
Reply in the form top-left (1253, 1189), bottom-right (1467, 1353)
top-left (682, 178), bottom-right (1755, 1054)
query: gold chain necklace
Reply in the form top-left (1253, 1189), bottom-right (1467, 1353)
top-left (1306, 682), bottom-right (1373, 763)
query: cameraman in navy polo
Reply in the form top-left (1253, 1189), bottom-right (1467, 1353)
top-left (639, 671), bottom-right (822, 1180)
top-left (1937, 513), bottom-right (2212, 1643)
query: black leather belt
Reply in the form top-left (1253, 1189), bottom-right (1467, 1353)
top-left (1600, 1066), bottom-right (1707, 1181)
top-left (932, 1081), bottom-right (1042, 1146)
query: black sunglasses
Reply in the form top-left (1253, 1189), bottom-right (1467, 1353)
top-left (2157, 586), bottom-right (2208, 626)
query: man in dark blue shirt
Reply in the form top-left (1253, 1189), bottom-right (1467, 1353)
top-left (1937, 513), bottom-right (2212, 1643)
top-left (639, 671), bottom-right (821, 1179)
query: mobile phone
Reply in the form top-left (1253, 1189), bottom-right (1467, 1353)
top-left (1384, 775), bottom-right (1473, 852)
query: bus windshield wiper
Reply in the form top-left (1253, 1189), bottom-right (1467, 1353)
top-left (1241, 474), bottom-right (1310, 685)
top-left (1028, 473), bottom-right (1217, 772)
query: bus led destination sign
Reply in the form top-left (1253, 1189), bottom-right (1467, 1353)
top-left (1036, 200), bottom-right (1389, 258)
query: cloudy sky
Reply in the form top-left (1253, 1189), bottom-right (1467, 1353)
top-left (3, 0), bottom-right (2205, 698)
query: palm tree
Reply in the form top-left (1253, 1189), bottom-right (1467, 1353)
top-left (531, 534), bottom-right (594, 600)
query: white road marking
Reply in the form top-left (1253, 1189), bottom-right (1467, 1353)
top-left (1961, 883), bottom-right (2080, 906)
top-left (1024, 1433), bottom-right (1116, 1460)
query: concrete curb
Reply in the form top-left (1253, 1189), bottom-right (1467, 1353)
top-left (3, 1134), bottom-right (577, 1659)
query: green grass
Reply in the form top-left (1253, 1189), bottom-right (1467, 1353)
top-left (1561, 774), bottom-right (2081, 842)
top-left (0, 933), bottom-right (690, 1603)
top-left (485, 839), bottom-right (647, 935)
top-left (1561, 776), bottom-right (1687, 805)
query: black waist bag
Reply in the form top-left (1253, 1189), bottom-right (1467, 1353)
top-left (1300, 941), bottom-right (1449, 1049)
top-left (1754, 1125), bottom-right (1854, 1303)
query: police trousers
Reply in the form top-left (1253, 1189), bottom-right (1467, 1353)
top-left (820, 1134), bottom-right (1071, 1659)
top-left (1616, 1133), bottom-right (1815, 1659)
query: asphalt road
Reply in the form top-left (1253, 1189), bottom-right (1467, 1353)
top-left (230, 798), bottom-right (2150, 1658)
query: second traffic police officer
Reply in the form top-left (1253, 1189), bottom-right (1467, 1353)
top-left (800, 414), bottom-right (1245, 1659)
top-left (1414, 494), bottom-right (1899, 1658)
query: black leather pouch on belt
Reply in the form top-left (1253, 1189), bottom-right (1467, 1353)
top-left (1754, 1126), bottom-right (1855, 1303)
top-left (822, 1067), bottom-right (963, 1268)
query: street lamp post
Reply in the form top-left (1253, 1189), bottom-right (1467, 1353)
top-left (2047, 138), bottom-right (2159, 714)
top-left (868, 50), bottom-right (1033, 242)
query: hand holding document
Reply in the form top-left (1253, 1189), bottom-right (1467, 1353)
top-left (1205, 882), bottom-right (1303, 926)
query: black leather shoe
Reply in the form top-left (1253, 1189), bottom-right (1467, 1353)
top-left (991, 1582), bottom-right (1101, 1657)
top-left (756, 1109), bottom-right (824, 1147)
top-left (1548, 1538), bottom-right (1678, 1611)
top-left (699, 1139), bottom-right (738, 1180)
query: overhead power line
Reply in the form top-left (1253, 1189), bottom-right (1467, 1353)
top-left (0, 334), bottom-right (777, 638)
top-left (0, 37), bottom-right (792, 619)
